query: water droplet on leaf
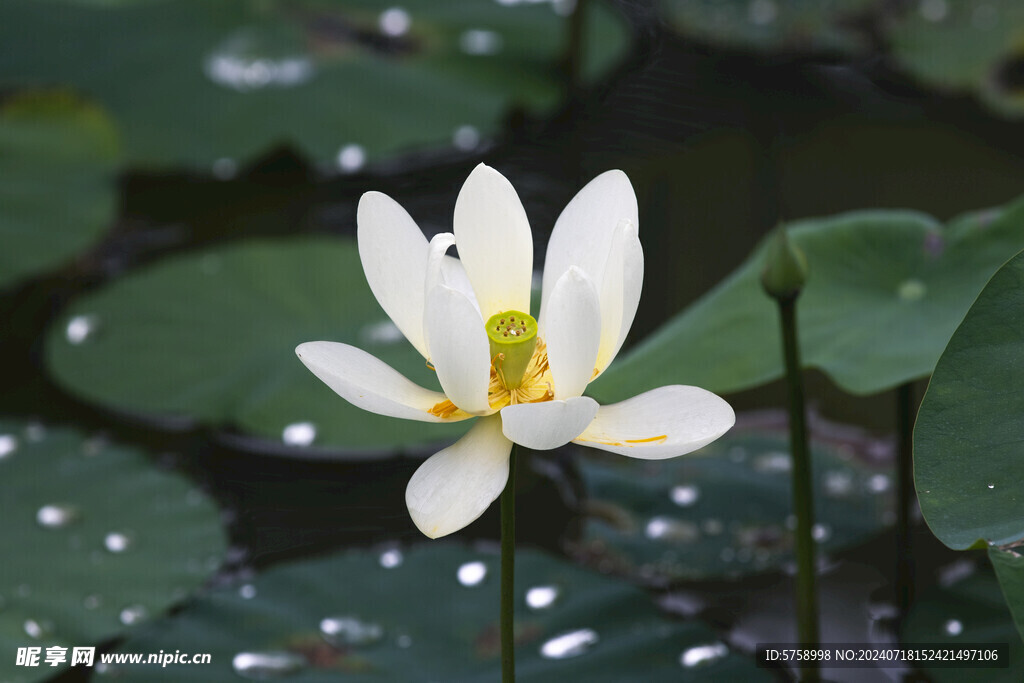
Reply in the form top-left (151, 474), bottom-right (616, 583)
top-left (204, 27), bottom-right (314, 92)
top-left (320, 616), bottom-right (384, 647)
top-left (680, 642), bottom-right (729, 668)
top-left (457, 561), bottom-right (488, 586)
top-left (379, 8), bottom-right (411, 37)
top-left (66, 314), bottom-right (99, 345)
top-left (119, 604), bottom-right (148, 625)
top-left (24, 619), bottom-right (52, 639)
top-left (525, 585), bottom-right (560, 610)
top-left (645, 517), bottom-right (699, 542)
top-left (282, 422), bottom-right (316, 447)
top-left (670, 484), bottom-right (700, 507)
top-left (36, 503), bottom-right (80, 529)
top-left (379, 548), bottom-right (403, 569)
top-left (232, 651), bottom-right (307, 679)
top-left (104, 532), bottom-right (132, 553)
top-left (453, 125), bottom-right (481, 151)
top-left (0, 434), bottom-right (18, 459)
top-left (540, 628), bottom-right (598, 659)
top-left (337, 144), bottom-right (366, 173)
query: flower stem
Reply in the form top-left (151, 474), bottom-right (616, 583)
top-left (777, 297), bottom-right (820, 680)
top-left (500, 444), bottom-right (518, 683)
top-left (895, 383), bottom-right (916, 624)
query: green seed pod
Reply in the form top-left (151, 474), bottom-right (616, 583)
top-left (485, 310), bottom-right (538, 389)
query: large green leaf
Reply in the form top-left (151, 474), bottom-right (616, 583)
top-left (903, 559), bottom-right (1024, 682)
top-left (990, 547), bottom-right (1024, 644)
top-left (0, 91), bottom-right (118, 289)
top-left (0, 418), bottom-right (226, 683)
top-left (570, 419), bottom-right (893, 582)
top-left (662, 0), bottom-right (879, 54)
top-left (885, 0), bottom-right (1024, 119)
top-left (45, 237), bottom-right (471, 454)
top-left (591, 197), bottom-right (1024, 400)
top-left (110, 544), bottom-right (770, 681)
top-left (0, 0), bottom-right (628, 169)
top-left (914, 248), bottom-right (1024, 551)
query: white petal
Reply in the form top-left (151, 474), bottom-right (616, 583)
top-left (541, 170), bottom-right (638, 332)
top-left (542, 266), bottom-right (601, 399)
top-left (295, 342), bottom-right (465, 422)
top-left (500, 397), bottom-right (598, 450)
top-left (424, 232), bottom-right (456, 296)
top-left (574, 386), bottom-right (734, 459)
top-left (424, 284), bottom-right (491, 414)
top-left (594, 219), bottom-right (643, 376)
top-left (357, 191), bottom-right (430, 357)
top-left (406, 415), bottom-right (512, 538)
top-left (453, 164), bottom-right (532, 319)
top-left (441, 255), bottom-right (479, 313)
top-left (423, 232), bottom-right (480, 317)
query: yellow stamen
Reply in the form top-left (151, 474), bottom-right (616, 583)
top-left (429, 338), bottom-right (557, 418)
top-left (428, 399), bottom-right (460, 419)
top-left (487, 338), bottom-right (554, 410)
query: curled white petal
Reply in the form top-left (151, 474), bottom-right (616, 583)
top-left (440, 255), bottom-right (478, 313)
top-left (424, 284), bottom-right (491, 414)
top-left (542, 266), bottom-right (601, 399)
top-left (500, 397), bottom-right (599, 450)
top-left (357, 191), bottom-right (430, 358)
top-left (295, 342), bottom-right (466, 422)
top-left (424, 232), bottom-right (457, 296)
top-left (454, 163), bottom-right (532, 319)
top-left (540, 169), bottom-right (638, 335)
top-left (424, 233), bottom-right (479, 318)
top-left (574, 386), bottom-right (734, 459)
top-left (406, 415), bottom-right (512, 538)
top-left (594, 219), bottom-right (643, 376)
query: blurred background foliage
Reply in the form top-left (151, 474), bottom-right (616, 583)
top-left (2, 0), bottom-right (1024, 680)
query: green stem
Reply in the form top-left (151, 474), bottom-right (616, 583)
top-left (500, 444), bottom-right (518, 683)
top-left (778, 297), bottom-right (820, 680)
top-left (896, 383), bottom-right (916, 623)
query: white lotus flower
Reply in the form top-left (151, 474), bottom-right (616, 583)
top-left (296, 164), bottom-right (735, 539)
